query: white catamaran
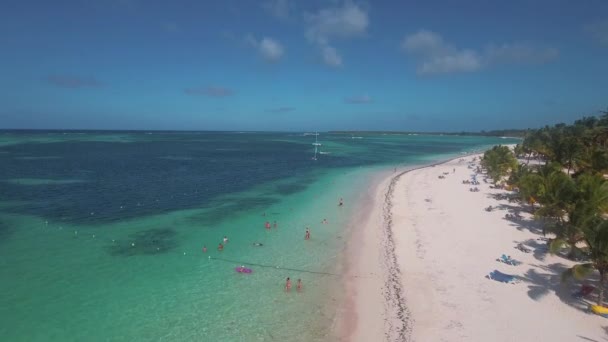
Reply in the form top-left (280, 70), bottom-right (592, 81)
top-left (312, 132), bottom-right (321, 160)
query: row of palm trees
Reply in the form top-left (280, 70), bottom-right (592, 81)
top-left (482, 110), bottom-right (608, 306)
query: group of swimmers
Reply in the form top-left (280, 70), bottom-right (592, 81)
top-left (201, 235), bottom-right (229, 253)
top-left (200, 197), bottom-right (343, 290)
top-left (285, 277), bottom-right (303, 292)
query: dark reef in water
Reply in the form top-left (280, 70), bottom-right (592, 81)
top-left (187, 196), bottom-right (279, 226)
top-left (106, 228), bottom-right (178, 256)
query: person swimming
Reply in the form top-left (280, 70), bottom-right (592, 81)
top-left (339, 198), bottom-right (343, 206)
top-left (252, 242), bottom-right (264, 247)
top-left (273, 221), bottom-right (277, 228)
top-left (285, 277), bottom-right (292, 291)
top-left (218, 243), bottom-right (224, 251)
top-left (265, 221), bottom-right (271, 229)
top-left (223, 236), bottom-right (229, 244)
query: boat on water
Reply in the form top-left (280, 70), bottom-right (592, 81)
top-left (312, 133), bottom-right (321, 160)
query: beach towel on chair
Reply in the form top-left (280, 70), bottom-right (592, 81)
top-left (497, 254), bottom-right (522, 266)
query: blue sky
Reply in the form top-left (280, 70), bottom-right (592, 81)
top-left (1, 0), bottom-right (607, 131)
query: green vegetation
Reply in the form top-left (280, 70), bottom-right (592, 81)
top-left (481, 145), bottom-right (518, 183)
top-left (329, 129), bottom-right (527, 137)
top-left (502, 109), bottom-right (608, 306)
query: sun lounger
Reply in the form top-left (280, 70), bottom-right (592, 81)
top-left (573, 284), bottom-right (595, 298)
top-left (496, 254), bottom-right (522, 266)
top-left (515, 243), bottom-right (531, 253)
top-left (590, 305), bottom-right (608, 317)
top-left (487, 270), bottom-right (519, 284)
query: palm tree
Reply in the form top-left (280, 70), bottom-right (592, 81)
top-left (549, 173), bottom-right (608, 258)
top-left (559, 219), bottom-right (608, 306)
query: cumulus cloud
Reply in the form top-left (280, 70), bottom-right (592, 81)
top-left (267, 106), bottom-right (296, 113)
top-left (304, 2), bottom-right (369, 67)
top-left (585, 20), bottom-right (608, 46)
top-left (345, 95), bottom-right (372, 104)
top-left (246, 34), bottom-right (285, 62)
top-left (184, 87), bottom-right (234, 97)
top-left (45, 75), bottom-right (102, 88)
top-left (401, 30), bottom-right (558, 75)
top-left (262, 0), bottom-right (293, 20)
top-left (484, 43), bottom-right (559, 64)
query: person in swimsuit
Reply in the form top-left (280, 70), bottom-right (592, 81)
top-left (273, 221), bottom-right (277, 228)
top-left (252, 242), bottom-right (263, 247)
top-left (223, 236), bottom-right (229, 244)
top-left (218, 243), bottom-right (224, 251)
top-left (297, 279), bottom-right (302, 292)
top-left (305, 228), bottom-right (310, 240)
top-left (285, 277), bottom-right (292, 291)
top-left (265, 221), bottom-right (271, 229)
top-left (339, 198), bottom-right (343, 206)
top-left (202, 245), bottom-right (207, 253)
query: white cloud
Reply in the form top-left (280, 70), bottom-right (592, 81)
top-left (484, 43), bottom-right (559, 64)
top-left (585, 20), bottom-right (608, 46)
top-left (401, 30), bottom-right (450, 56)
top-left (246, 35), bottom-right (285, 62)
top-left (401, 30), bottom-right (558, 75)
top-left (418, 50), bottom-right (482, 75)
top-left (305, 3), bottom-right (368, 44)
top-left (262, 0), bottom-right (293, 20)
top-left (305, 2), bottom-right (369, 67)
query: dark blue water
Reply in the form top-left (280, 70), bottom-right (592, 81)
top-left (0, 132), bottom-right (516, 227)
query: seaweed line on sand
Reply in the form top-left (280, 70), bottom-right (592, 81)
top-left (381, 153), bottom-right (479, 341)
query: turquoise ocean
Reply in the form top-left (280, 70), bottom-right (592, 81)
top-left (0, 131), bottom-right (518, 341)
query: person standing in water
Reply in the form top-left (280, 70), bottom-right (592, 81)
top-left (305, 228), bottom-right (310, 240)
top-left (285, 277), bottom-right (292, 291)
top-left (297, 279), bottom-right (302, 292)
top-left (223, 236), bottom-right (229, 244)
top-left (202, 245), bottom-right (207, 253)
top-left (339, 198), bottom-right (343, 206)
top-left (218, 243), bottom-right (224, 251)
top-left (265, 221), bottom-right (271, 229)
top-left (273, 221), bottom-right (277, 228)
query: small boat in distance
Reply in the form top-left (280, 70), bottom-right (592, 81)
top-left (312, 133), bottom-right (321, 160)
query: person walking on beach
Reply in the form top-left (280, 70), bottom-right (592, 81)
top-left (202, 245), bottom-right (207, 253)
top-left (297, 279), bottom-right (302, 292)
top-left (285, 277), bottom-right (292, 291)
top-left (305, 228), bottom-right (310, 240)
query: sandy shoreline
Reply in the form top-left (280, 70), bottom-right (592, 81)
top-left (340, 153), bottom-right (608, 341)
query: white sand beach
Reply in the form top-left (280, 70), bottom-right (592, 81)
top-left (343, 154), bottom-right (608, 341)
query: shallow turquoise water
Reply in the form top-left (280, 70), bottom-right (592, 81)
top-left (0, 132), bottom-right (518, 341)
